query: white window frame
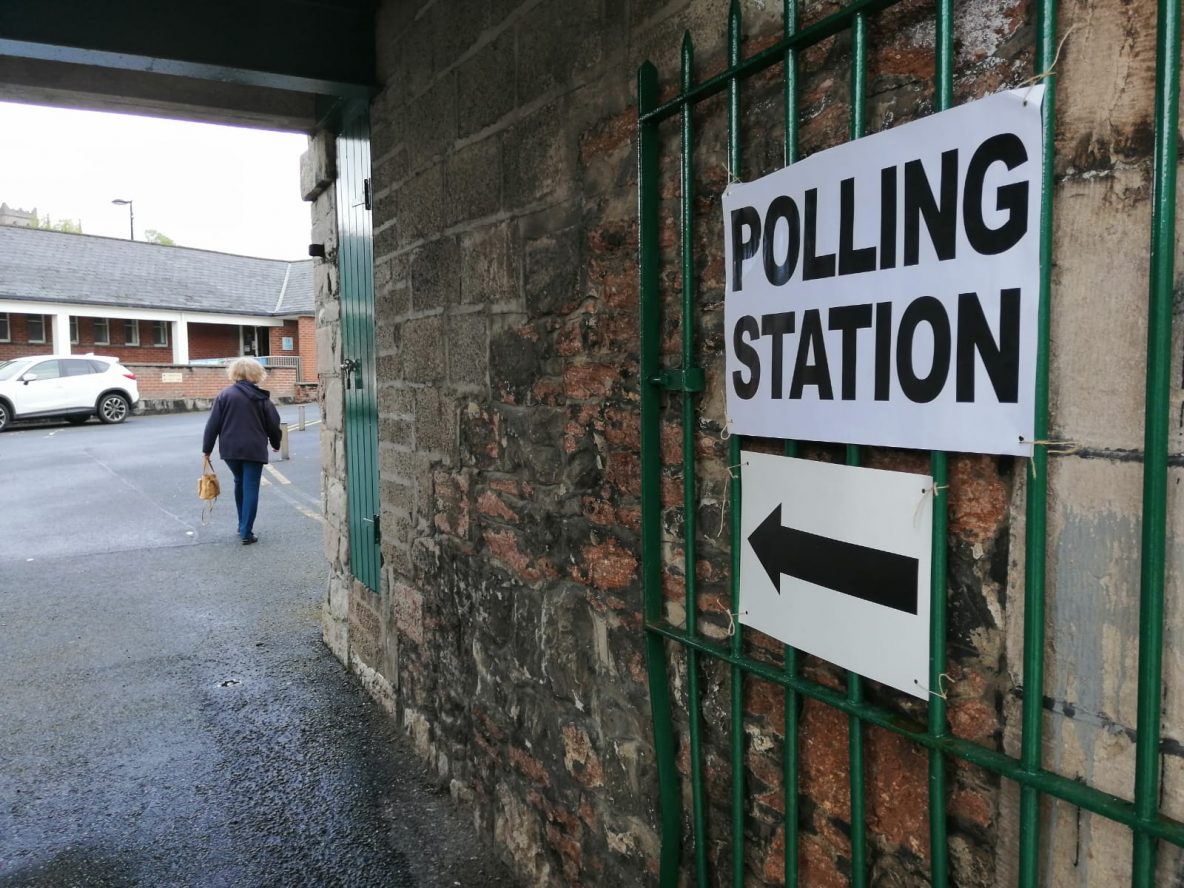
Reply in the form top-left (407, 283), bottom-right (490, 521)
top-left (70, 317), bottom-right (79, 345)
top-left (124, 319), bottom-right (140, 346)
top-left (27, 314), bottom-right (46, 344)
top-left (94, 317), bottom-right (110, 345)
top-left (151, 320), bottom-right (169, 347)
top-left (0, 313), bottom-right (9, 343)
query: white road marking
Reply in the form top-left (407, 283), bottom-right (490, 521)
top-left (264, 464), bottom-right (292, 485)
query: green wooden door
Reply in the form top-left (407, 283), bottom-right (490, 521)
top-left (336, 101), bottom-right (381, 592)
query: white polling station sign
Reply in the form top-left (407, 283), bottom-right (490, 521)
top-left (739, 452), bottom-right (934, 699)
top-left (723, 87), bottom-right (1044, 456)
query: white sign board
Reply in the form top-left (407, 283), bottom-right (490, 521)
top-left (161, 372), bottom-right (183, 383)
top-left (739, 452), bottom-right (933, 699)
top-left (724, 87), bottom-right (1044, 456)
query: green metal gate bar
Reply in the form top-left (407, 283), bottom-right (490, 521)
top-left (723, 10), bottom-right (746, 883)
top-left (928, 3), bottom-right (953, 884)
top-left (679, 29), bottom-right (711, 887)
top-left (1017, 0), bottom-right (1058, 883)
top-left (637, 0), bottom-right (1184, 884)
top-left (1133, 0), bottom-right (1181, 882)
top-left (778, 4), bottom-right (801, 880)
top-left (637, 55), bottom-right (681, 884)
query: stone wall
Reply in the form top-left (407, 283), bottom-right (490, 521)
top-left (996, 1), bottom-right (1184, 883)
top-left (301, 130), bottom-right (357, 672)
top-left (317, 0), bottom-right (1184, 885)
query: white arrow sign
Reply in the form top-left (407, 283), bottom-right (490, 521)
top-left (739, 452), bottom-right (934, 699)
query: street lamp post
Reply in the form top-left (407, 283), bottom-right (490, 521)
top-left (111, 198), bottom-right (134, 240)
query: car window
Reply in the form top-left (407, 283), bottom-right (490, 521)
top-left (0, 360), bottom-right (31, 381)
top-left (89, 360), bottom-right (112, 373)
top-left (27, 360), bottom-right (61, 380)
top-left (62, 359), bottom-right (99, 377)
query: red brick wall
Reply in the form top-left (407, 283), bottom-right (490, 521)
top-left (265, 317), bottom-right (317, 382)
top-left (77, 317), bottom-right (172, 363)
top-left (0, 315), bottom-right (258, 365)
top-left (268, 320), bottom-right (296, 355)
top-left (128, 364), bottom-right (298, 402)
top-left (189, 323), bottom-right (240, 360)
top-left (297, 316), bottom-right (317, 382)
top-left (0, 314), bottom-right (179, 363)
top-left (0, 312), bottom-right (58, 358)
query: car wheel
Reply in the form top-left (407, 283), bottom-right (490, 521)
top-left (97, 393), bottom-right (130, 424)
top-left (0, 401), bottom-right (9, 432)
top-left (66, 415), bottom-right (89, 426)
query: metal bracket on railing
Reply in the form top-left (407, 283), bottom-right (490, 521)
top-left (651, 367), bottom-right (705, 392)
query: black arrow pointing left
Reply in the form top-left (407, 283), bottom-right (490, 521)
top-left (747, 504), bottom-right (919, 615)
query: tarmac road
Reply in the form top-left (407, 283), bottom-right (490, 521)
top-left (0, 408), bottom-right (516, 888)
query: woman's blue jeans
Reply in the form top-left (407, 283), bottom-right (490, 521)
top-left (224, 459), bottom-right (264, 540)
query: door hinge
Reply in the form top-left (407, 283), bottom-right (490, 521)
top-left (363, 178), bottom-right (372, 211)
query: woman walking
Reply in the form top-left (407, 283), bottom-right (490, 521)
top-left (202, 357), bottom-right (283, 545)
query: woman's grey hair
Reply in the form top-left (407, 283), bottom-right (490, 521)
top-left (226, 357), bottom-right (268, 383)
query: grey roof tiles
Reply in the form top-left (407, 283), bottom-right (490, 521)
top-left (0, 226), bottom-right (313, 317)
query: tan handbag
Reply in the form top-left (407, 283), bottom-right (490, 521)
top-left (198, 455), bottom-right (220, 524)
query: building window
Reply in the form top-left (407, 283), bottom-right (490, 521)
top-left (94, 318), bottom-right (110, 345)
top-left (151, 320), bottom-right (169, 347)
top-left (0, 313), bottom-right (9, 343)
top-left (70, 317), bottom-right (79, 345)
top-left (124, 319), bottom-right (140, 346)
top-left (27, 315), bottom-right (46, 344)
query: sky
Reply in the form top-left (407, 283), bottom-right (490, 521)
top-left (0, 101), bottom-right (311, 261)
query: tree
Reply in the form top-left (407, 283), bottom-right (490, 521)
top-left (29, 212), bottom-right (82, 234)
top-left (144, 229), bottom-right (176, 246)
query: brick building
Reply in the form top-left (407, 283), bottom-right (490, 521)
top-left (0, 226), bottom-right (316, 382)
top-left (2, 1), bottom-right (1184, 886)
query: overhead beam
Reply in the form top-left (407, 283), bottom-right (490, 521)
top-left (0, 38), bottom-right (373, 99)
top-left (0, 0), bottom-right (376, 97)
top-left (0, 54), bottom-right (322, 132)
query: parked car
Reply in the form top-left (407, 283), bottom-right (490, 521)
top-left (0, 355), bottom-right (140, 432)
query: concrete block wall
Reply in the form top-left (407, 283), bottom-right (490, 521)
top-left (307, 0), bottom-right (1184, 884)
top-left (367, 1), bottom-right (691, 883)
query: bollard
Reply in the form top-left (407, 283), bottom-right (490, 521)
top-left (298, 405), bottom-right (306, 431)
top-left (280, 422), bottom-right (290, 460)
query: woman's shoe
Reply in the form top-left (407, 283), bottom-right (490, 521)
top-left (241, 534), bottom-right (258, 545)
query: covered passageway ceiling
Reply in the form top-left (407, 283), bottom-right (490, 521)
top-left (0, 0), bottom-right (376, 131)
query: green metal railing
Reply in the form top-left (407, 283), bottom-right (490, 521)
top-left (637, 0), bottom-right (1183, 884)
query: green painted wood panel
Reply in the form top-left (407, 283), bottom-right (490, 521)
top-left (336, 101), bottom-right (381, 593)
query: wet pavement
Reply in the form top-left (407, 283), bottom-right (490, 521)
top-left (0, 410), bottom-right (517, 888)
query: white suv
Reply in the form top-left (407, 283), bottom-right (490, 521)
top-left (0, 354), bottom-right (140, 432)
